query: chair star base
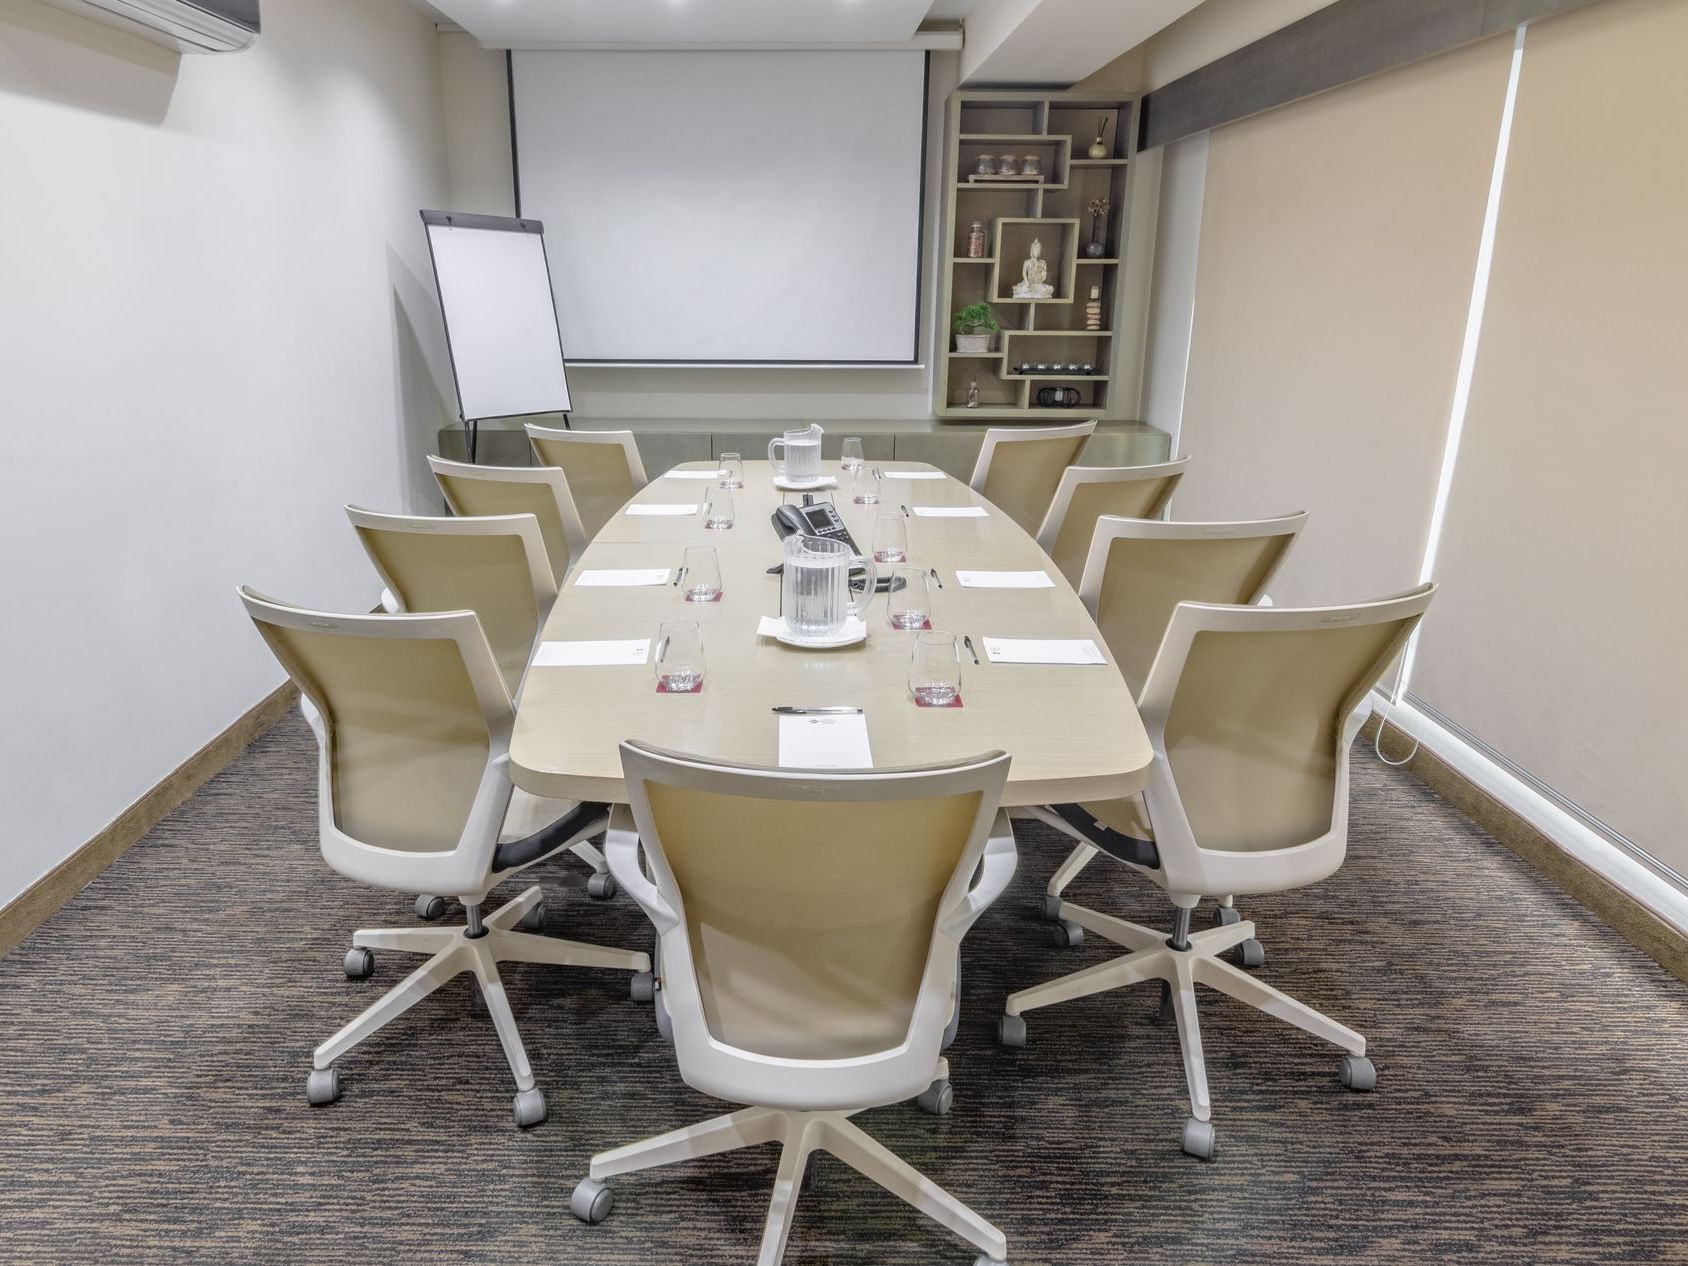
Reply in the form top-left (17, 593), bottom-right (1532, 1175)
top-left (573, 1058), bottom-right (1007, 1265)
top-left (308, 884), bottom-right (649, 1128)
top-left (1003, 898), bottom-right (1369, 1158)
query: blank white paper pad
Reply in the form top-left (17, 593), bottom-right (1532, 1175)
top-left (626, 504), bottom-right (698, 516)
top-left (955, 571), bottom-right (1056, 589)
top-left (912, 506), bottom-right (989, 518)
top-left (534, 639), bottom-right (652, 667)
top-left (661, 470), bottom-right (725, 480)
top-left (574, 569), bottom-right (673, 587)
top-left (881, 470), bottom-right (946, 480)
top-left (778, 713), bottom-right (873, 769)
top-left (982, 638), bottom-right (1106, 665)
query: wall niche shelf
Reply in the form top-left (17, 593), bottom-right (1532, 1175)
top-left (936, 90), bottom-right (1140, 422)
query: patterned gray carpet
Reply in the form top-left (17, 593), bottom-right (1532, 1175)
top-left (3, 711), bottom-right (1686, 1264)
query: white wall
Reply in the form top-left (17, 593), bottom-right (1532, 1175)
top-left (0, 0), bottom-right (453, 906)
top-left (436, 34), bottom-right (958, 422)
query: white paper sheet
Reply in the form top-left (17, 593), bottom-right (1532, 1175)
top-left (880, 470), bottom-right (947, 480)
top-left (626, 504), bottom-right (699, 516)
top-left (778, 712), bottom-right (873, 769)
top-left (574, 569), bottom-right (674, 587)
top-left (660, 470), bottom-right (725, 480)
top-left (955, 570), bottom-right (1056, 589)
top-left (533, 639), bottom-right (652, 667)
top-left (981, 637), bottom-right (1106, 665)
top-left (911, 506), bottom-right (989, 518)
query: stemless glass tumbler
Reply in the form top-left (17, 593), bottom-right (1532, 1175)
top-left (682, 546), bottom-right (721, 602)
top-left (910, 631), bottom-right (962, 707)
top-left (655, 619), bottom-right (705, 692)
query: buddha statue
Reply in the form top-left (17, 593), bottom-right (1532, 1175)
top-left (1012, 237), bottom-right (1055, 300)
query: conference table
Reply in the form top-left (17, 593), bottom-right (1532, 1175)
top-left (510, 460), bottom-right (1152, 807)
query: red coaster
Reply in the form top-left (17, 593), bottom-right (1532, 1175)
top-left (913, 693), bottom-right (964, 708)
top-left (683, 591), bottom-right (725, 603)
top-left (656, 678), bottom-right (704, 694)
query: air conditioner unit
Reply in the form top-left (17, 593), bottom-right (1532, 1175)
top-left (40, 0), bottom-right (260, 53)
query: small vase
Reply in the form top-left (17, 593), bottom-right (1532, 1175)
top-left (1085, 242), bottom-right (1106, 258)
top-left (955, 333), bottom-right (991, 355)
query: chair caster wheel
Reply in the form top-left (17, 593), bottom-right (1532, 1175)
top-left (916, 1078), bottom-right (954, 1116)
top-left (1339, 1054), bottom-right (1377, 1091)
top-left (1039, 893), bottom-right (1063, 922)
top-left (630, 971), bottom-right (656, 1003)
top-left (414, 894), bottom-right (447, 921)
top-left (1182, 1117), bottom-right (1216, 1160)
top-left (1212, 904), bottom-right (1240, 926)
top-left (518, 902), bottom-right (545, 932)
top-left (343, 947), bottom-right (374, 979)
top-left (305, 1068), bottom-right (341, 1106)
top-left (587, 873), bottom-right (618, 901)
top-left (997, 1014), bottom-right (1027, 1047)
top-left (513, 1087), bottom-right (547, 1129)
top-left (571, 1177), bottom-right (613, 1224)
top-left (1051, 920), bottom-right (1084, 948)
top-left (1234, 938), bottom-right (1265, 969)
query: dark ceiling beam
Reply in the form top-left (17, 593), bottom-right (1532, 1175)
top-left (1138, 0), bottom-right (1604, 151)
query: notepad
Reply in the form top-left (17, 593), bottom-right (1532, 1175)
top-left (955, 570), bottom-right (1055, 589)
top-left (626, 504), bottom-right (699, 516)
top-left (660, 470), bottom-right (725, 480)
top-left (981, 637), bottom-right (1106, 665)
top-left (880, 470), bottom-right (947, 480)
top-left (533, 639), bottom-right (652, 667)
top-left (911, 506), bottom-right (989, 518)
top-left (778, 712), bottom-right (873, 769)
top-left (574, 569), bottom-right (673, 587)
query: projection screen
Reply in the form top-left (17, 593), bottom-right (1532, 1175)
top-left (510, 50), bottom-right (928, 366)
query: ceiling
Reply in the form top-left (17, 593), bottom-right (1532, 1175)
top-left (419, 0), bottom-right (977, 48)
top-left (961, 0), bottom-right (1209, 84)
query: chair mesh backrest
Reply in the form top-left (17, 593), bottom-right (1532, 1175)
top-left (528, 435), bottom-right (636, 539)
top-left (1047, 471), bottom-right (1182, 586)
top-left (1095, 533), bottom-right (1294, 693)
top-left (434, 470), bottom-right (573, 586)
top-left (643, 783), bottom-right (982, 1060)
top-left (354, 527), bottom-right (539, 697)
top-left (1163, 617), bottom-right (1417, 853)
top-left (979, 434), bottom-right (1091, 534)
top-left (254, 624), bottom-right (489, 853)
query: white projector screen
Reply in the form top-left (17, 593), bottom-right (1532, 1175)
top-left (511, 50), bottom-right (928, 365)
top-left (422, 211), bottom-right (573, 421)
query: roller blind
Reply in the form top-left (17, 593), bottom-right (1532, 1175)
top-left (1409, 0), bottom-right (1688, 877)
top-left (1174, 36), bottom-right (1513, 606)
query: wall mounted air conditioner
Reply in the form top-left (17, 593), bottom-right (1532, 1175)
top-left (40, 0), bottom-right (260, 52)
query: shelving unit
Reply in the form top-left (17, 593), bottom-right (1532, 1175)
top-left (935, 90), bottom-right (1140, 422)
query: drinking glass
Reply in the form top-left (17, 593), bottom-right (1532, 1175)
top-left (851, 464), bottom-right (881, 506)
top-left (873, 511), bottom-right (908, 564)
top-left (705, 484), bottom-right (735, 529)
top-left (718, 452), bottom-right (744, 489)
top-left (655, 619), bottom-right (705, 692)
top-left (840, 437), bottom-right (865, 473)
top-left (887, 567), bottom-right (931, 630)
top-left (682, 545), bottom-right (722, 602)
top-left (909, 631), bottom-right (962, 707)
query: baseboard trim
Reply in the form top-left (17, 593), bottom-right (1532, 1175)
top-left (1367, 697), bottom-right (1688, 986)
top-left (0, 682), bottom-right (299, 959)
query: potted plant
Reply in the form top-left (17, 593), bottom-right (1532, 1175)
top-left (953, 302), bottom-right (998, 354)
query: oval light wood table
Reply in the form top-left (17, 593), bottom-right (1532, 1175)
top-left (510, 460), bottom-right (1152, 807)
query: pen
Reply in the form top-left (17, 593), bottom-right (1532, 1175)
top-left (771, 706), bottom-right (864, 715)
top-left (929, 567), bottom-right (943, 589)
top-left (671, 566), bottom-right (687, 587)
top-left (900, 504), bottom-right (911, 517)
top-left (963, 635), bottom-right (980, 665)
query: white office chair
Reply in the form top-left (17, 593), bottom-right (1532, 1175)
top-left (1037, 512), bottom-right (1308, 926)
top-left (345, 506), bottom-right (618, 911)
top-left (571, 742), bottom-right (1018, 1266)
top-left (238, 588), bottom-right (651, 1127)
top-left (526, 423), bottom-right (648, 540)
top-left (967, 421), bottom-right (1097, 535)
top-left (1033, 457), bottom-right (1191, 586)
top-left (1002, 585), bottom-right (1436, 1160)
top-left (427, 454), bottom-right (588, 587)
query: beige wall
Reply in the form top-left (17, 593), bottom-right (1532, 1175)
top-left (1174, 36), bottom-right (1513, 605)
top-left (1409, 0), bottom-right (1688, 874)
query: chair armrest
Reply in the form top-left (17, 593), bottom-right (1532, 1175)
top-left (604, 818), bottom-right (680, 932)
top-left (941, 810), bottom-right (1017, 939)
